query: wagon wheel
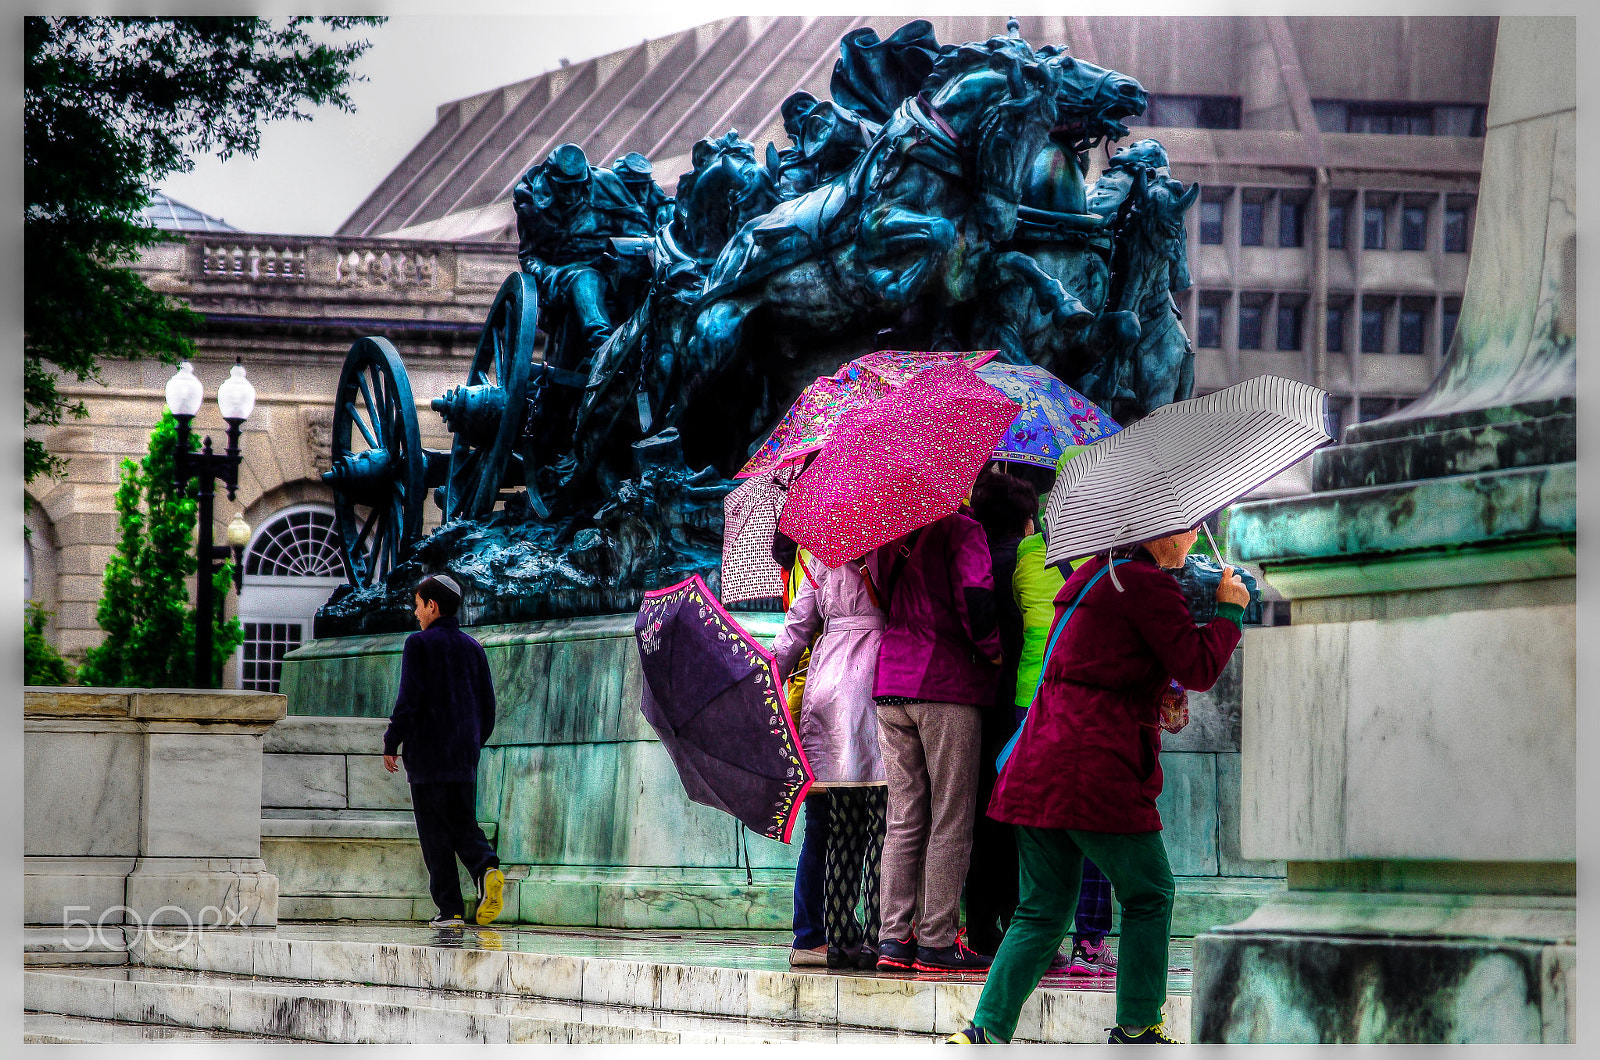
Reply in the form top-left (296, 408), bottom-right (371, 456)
top-left (431, 272), bottom-right (537, 523)
top-left (324, 337), bottom-right (426, 588)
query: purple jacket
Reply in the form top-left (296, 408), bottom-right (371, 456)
top-left (869, 510), bottom-right (1001, 707)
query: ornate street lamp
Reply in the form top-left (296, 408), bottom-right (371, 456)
top-left (164, 359), bottom-right (256, 688)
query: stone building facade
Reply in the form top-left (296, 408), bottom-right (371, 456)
top-left (27, 14), bottom-right (1495, 678)
top-left (25, 230), bottom-right (518, 679)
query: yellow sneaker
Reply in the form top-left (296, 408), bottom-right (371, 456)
top-left (1106, 1021), bottom-right (1179, 1044)
top-left (944, 1026), bottom-right (993, 1044)
top-left (474, 867), bottom-right (505, 925)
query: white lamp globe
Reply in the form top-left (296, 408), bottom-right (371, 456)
top-left (226, 513), bottom-right (253, 549)
top-left (165, 362), bottom-right (205, 417)
top-left (216, 363), bottom-right (256, 422)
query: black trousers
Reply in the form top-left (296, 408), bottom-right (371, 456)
top-left (411, 781), bottom-right (498, 918)
top-left (964, 706), bottom-right (1022, 955)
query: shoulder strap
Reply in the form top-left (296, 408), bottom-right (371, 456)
top-left (880, 527), bottom-right (923, 609)
top-left (995, 559), bottom-right (1130, 773)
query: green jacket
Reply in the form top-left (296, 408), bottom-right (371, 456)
top-left (1011, 533), bottom-right (1071, 711)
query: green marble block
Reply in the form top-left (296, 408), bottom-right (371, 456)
top-left (280, 611), bottom-right (798, 928)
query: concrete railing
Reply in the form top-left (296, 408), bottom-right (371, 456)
top-left (24, 688), bottom-right (286, 928)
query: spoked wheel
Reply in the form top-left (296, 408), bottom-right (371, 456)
top-left (432, 272), bottom-right (537, 523)
top-left (324, 337), bottom-right (426, 588)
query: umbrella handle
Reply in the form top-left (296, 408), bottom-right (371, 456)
top-left (1202, 520), bottom-right (1255, 585)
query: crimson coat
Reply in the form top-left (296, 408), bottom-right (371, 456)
top-left (987, 551), bottom-right (1241, 834)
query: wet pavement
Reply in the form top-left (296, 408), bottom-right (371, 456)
top-left (247, 922), bottom-right (1193, 993)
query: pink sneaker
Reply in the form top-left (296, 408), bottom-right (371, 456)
top-left (1068, 938), bottom-right (1117, 977)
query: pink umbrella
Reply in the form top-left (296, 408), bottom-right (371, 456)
top-left (738, 349), bottom-right (998, 480)
top-left (777, 363), bottom-right (1021, 569)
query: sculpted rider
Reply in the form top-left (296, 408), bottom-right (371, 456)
top-left (513, 142), bottom-right (653, 370)
top-left (611, 152), bottom-right (675, 231)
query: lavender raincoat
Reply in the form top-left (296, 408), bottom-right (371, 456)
top-left (771, 558), bottom-right (888, 787)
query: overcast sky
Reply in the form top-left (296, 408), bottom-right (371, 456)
top-left (158, 12), bottom-right (729, 236)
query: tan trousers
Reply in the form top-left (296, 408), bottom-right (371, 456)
top-left (874, 700), bottom-right (982, 949)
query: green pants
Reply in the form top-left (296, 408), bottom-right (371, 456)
top-left (971, 825), bottom-right (1175, 1041)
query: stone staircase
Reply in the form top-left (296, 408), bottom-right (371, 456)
top-left (23, 924), bottom-right (1193, 1044)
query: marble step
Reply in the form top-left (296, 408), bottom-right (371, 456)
top-left (24, 965), bottom-right (932, 1044)
top-left (24, 1011), bottom-right (297, 1044)
top-left (122, 926), bottom-right (1192, 1042)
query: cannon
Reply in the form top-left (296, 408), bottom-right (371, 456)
top-left (321, 271), bottom-right (591, 587)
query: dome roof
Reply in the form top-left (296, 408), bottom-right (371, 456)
top-left (142, 190), bottom-right (240, 233)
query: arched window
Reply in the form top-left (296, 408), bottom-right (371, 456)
top-left (238, 505), bottom-right (346, 692)
top-left (245, 507), bottom-right (345, 578)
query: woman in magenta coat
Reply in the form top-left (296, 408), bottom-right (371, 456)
top-left (949, 525), bottom-right (1249, 1045)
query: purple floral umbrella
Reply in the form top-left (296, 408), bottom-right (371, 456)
top-left (975, 361), bottom-right (1120, 468)
top-left (635, 575), bottom-right (813, 842)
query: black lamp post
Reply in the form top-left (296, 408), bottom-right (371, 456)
top-left (164, 359), bottom-right (257, 688)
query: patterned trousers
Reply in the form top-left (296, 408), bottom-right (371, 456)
top-left (824, 786), bottom-right (888, 950)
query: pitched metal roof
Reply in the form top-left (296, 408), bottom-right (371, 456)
top-left (340, 13), bottom-right (1496, 242)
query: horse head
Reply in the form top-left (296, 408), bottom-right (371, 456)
top-left (672, 131), bottom-right (780, 265)
top-left (925, 36), bottom-right (1066, 243)
top-left (1042, 50), bottom-right (1147, 153)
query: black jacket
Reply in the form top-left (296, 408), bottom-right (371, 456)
top-left (383, 617), bottom-right (497, 784)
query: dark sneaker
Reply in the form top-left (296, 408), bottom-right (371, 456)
top-left (1107, 1022), bottom-right (1179, 1044)
top-left (944, 1026), bottom-right (993, 1043)
top-left (475, 866), bottom-right (505, 925)
top-left (827, 945), bottom-right (854, 969)
top-left (876, 936), bottom-right (917, 972)
top-left (1069, 938), bottom-right (1117, 976)
top-left (913, 938), bottom-right (993, 973)
top-left (429, 913), bottom-right (464, 927)
top-left (853, 943), bottom-right (879, 971)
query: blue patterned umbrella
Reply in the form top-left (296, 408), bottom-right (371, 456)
top-left (635, 574), bottom-right (813, 842)
top-left (975, 361), bottom-right (1120, 469)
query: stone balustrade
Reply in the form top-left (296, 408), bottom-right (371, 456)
top-left (24, 688), bottom-right (287, 929)
top-left (135, 231), bottom-right (518, 307)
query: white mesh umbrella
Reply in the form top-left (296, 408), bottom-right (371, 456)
top-left (720, 463), bottom-right (802, 604)
top-left (1042, 376), bottom-right (1333, 567)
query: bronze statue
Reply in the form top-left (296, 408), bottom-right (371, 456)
top-left (321, 21), bottom-right (1208, 633)
top-left (512, 142), bottom-right (652, 373)
top-left (611, 152), bottom-right (674, 231)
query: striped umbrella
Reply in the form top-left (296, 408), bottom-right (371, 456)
top-left (1042, 376), bottom-right (1333, 566)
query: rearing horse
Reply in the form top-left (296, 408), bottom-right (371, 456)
top-left (670, 38), bottom-right (1106, 455)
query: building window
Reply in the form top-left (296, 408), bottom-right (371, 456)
top-left (244, 507), bottom-right (346, 578)
top-left (1399, 306), bottom-right (1426, 354)
top-left (1137, 94), bottom-right (1243, 130)
top-left (1238, 304), bottom-right (1264, 350)
top-left (1197, 301), bottom-right (1223, 348)
top-left (1240, 201), bottom-right (1265, 247)
top-left (1401, 206), bottom-right (1427, 251)
top-left (241, 622), bottom-right (304, 693)
top-left (1279, 201), bottom-right (1304, 248)
top-left (1199, 200), bottom-right (1224, 245)
top-left (1442, 305), bottom-right (1461, 355)
top-left (1358, 396), bottom-right (1399, 423)
top-left (1434, 104), bottom-right (1486, 137)
top-left (1361, 306), bottom-right (1385, 353)
top-left (1328, 203), bottom-right (1347, 249)
top-left (1325, 395), bottom-right (1350, 439)
top-left (1313, 100), bottom-right (1485, 137)
top-left (1444, 207), bottom-right (1469, 252)
top-left (1326, 307), bottom-right (1346, 353)
top-left (1363, 205), bottom-right (1386, 250)
top-left (238, 504), bottom-right (347, 694)
top-left (1276, 303), bottom-right (1304, 351)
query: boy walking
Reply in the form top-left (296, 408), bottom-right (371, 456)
top-left (382, 574), bottom-right (504, 927)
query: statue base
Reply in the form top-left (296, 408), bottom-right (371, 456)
top-left (1192, 886), bottom-right (1575, 1043)
top-left (316, 430), bottom-right (734, 638)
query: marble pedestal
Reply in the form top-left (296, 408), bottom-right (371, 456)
top-left (1191, 18), bottom-right (1576, 1043)
top-left (280, 614), bottom-right (1283, 930)
top-left (24, 688), bottom-right (287, 928)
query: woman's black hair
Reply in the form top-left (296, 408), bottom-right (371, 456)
top-left (971, 467), bottom-right (1039, 540)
